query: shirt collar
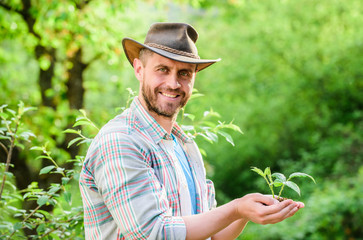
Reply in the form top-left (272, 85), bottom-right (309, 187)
top-left (131, 97), bottom-right (191, 144)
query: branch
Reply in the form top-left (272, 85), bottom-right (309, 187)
top-left (0, 1), bottom-right (21, 14)
top-left (0, 141), bottom-right (8, 155)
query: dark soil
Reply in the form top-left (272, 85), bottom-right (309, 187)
top-left (277, 197), bottom-right (288, 202)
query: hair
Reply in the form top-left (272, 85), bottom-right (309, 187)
top-left (139, 48), bottom-right (154, 67)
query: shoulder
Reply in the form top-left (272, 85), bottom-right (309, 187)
top-left (84, 109), bottom-right (156, 165)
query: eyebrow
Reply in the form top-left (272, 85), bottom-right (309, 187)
top-left (154, 64), bottom-right (196, 73)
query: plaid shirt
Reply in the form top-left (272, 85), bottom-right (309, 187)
top-left (79, 97), bottom-right (216, 239)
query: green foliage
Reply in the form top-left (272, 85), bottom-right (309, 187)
top-left (180, 90), bottom-right (243, 148)
top-left (1, 0), bottom-right (362, 238)
top-left (251, 167), bottom-right (315, 199)
top-left (241, 167), bottom-right (363, 240)
top-left (0, 104), bottom-right (84, 239)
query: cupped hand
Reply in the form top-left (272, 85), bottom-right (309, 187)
top-left (235, 193), bottom-right (303, 225)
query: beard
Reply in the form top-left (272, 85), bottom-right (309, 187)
top-left (141, 83), bottom-right (188, 119)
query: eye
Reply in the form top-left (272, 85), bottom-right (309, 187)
top-left (158, 67), bottom-right (167, 72)
top-left (179, 70), bottom-right (190, 77)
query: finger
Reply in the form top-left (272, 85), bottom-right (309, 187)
top-left (264, 201), bottom-right (299, 224)
top-left (255, 194), bottom-right (278, 206)
top-left (296, 201), bottom-right (305, 209)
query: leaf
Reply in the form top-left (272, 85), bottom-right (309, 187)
top-left (203, 109), bottom-right (221, 118)
top-left (264, 167), bottom-right (271, 176)
top-left (0, 135), bottom-right (11, 140)
top-left (285, 181), bottom-right (301, 196)
top-left (288, 172), bottom-right (316, 183)
top-left (79, 109), bottom-right (88, 117)
top-left (272, 180), bottom-right (284, 187)
top-left (181, 125), bottom-right (195, 132)
top-left (48, 185), bottom-right (61, 194)
top-left (37, 223), bottom-right (46, 234)
top-left (6, 108), bottom-right (16, 116)
top-left (73, 120), bottom-right (94, 127)
top-left (39, 166), bottom-right (55, 175)
top-left (23, 106), bottom-right (37, 113)
top-left (217, 131), bottom-right (235, 146)
top-left (0, 112), bottom-right (9, 119)
top-left (189, 93), bottom-right (204, 100)
top-left (13, 222), bottom-right (23, 231)
top-left (64, 191), bottom-right (72, 205)
top-left (198, 133), bottom-right (214, 144)
top-left (37, 195), bottom-right (49, 207)
top-left (219, 121), bottom-right (243, 134)
top-left (183, 113), bottom-right (195, 121)
top-left (272, 172), bottom-right (286, 182)
top-left (205, 131), bottom-right (218, 143)
top-left (62, 177), bottom-right (70, 185)
top-left (63, 129), bottom-right (81, 134)
top-left (251, 167), bottom-right (265, 177)
top-left (30, 146), bottom-right (44, 151)
top-left (67, 137), bottom-right (83, 148)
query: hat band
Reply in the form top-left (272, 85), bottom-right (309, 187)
top-left (146, 43), bottom-right (200, 59)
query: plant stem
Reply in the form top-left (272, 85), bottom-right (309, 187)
top-left (0, 142), bottom-right (8, 155)
top-left (7, 204), bottom-right (42, 240)
top-left (0, 135), bottom-right (15, 200)
top-left (263, 176), bottom-right (275, 198)
top-left (278, 184), bottom-right (285, 198)
top-left (0, 118), bottom-right (19, 200)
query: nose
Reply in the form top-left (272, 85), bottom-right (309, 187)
top-left (165, 73), bottom-right (181, 89)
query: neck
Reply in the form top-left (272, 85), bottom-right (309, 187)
top-left (151, 113), bottom-right (176, 134)
top-left (137, 96), bottom-right (177, 134)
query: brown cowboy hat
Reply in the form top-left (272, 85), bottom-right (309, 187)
top-left (122, 22), bottom-right (220, 71)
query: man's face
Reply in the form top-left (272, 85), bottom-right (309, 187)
top-left (135, 52), bottom-right (196, 119)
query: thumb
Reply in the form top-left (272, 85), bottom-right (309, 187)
top-left (256, 194), bottom-right (278, 206)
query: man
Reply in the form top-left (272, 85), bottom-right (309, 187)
top-left (79, 22), bottom-right (304, 240)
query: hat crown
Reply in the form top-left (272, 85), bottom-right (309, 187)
top-left (144, 23), bottom-right (199, 58)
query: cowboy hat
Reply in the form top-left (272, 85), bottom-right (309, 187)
top-left (122, 22), bottom-right (220, 71)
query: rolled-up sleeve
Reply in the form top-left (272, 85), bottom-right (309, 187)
top-left (82, 131), bottom-right (186, 239)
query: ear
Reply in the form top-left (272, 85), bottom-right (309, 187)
top-left (133, 58), bottom-right (143, 82)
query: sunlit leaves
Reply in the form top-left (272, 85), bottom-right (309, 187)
top-left (251, 166), bottom-right (316, 198)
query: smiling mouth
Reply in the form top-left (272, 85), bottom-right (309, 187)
top-left (160, 92), bottom-right (179, 98)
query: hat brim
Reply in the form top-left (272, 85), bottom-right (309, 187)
top-left (122, 38), bottom-right (220, 71)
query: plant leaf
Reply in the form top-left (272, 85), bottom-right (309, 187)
top-left (217, 131), bottom-right (234, 146)
top-left (73, 120), bottom-right (94, 128)
top-left (37, 196), bottom-right (49, 207)
top-left (272, 172), bottom-right (286, 182)
top-left (67, 137), bottom-right (83, 148)
top-left (205, 131), bottom-right (218, 143)
top-left (64, 191), bottom-right (72, 205)
top-left (251, 167), bottom-right (265, 177)
top-left (285, 181), bottom-right (301, 196)
top-left (264, 167), bottom-right (271, 176)
top-left (39, 166), bottom-right (55, 175)
top-left (272, 180), bottom-right (284, 187)
top-left (63, 129), bottom-right (81, 134)
top-left (288, 172), bottom-right (316, 183)
top-left (265, 167), bottom-right (273, 182)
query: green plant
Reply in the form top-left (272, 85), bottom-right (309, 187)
top-left (251, 167), bottom-right (316, 200)
top-left (180, 89), bottom-right (243, 148)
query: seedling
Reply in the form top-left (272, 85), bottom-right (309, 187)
top-left (251, 167), bottom-right (316, 201)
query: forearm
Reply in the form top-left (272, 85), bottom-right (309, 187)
top-left (211, 218), bottom-right (249, 240)
top-left (182, 199), bottom-right (242, 240)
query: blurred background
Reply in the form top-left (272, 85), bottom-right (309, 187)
top-left (1, 0), bottom-right (362, 239)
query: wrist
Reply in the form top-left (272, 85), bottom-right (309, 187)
top-left (232, 198), bottom-right (244, 220)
